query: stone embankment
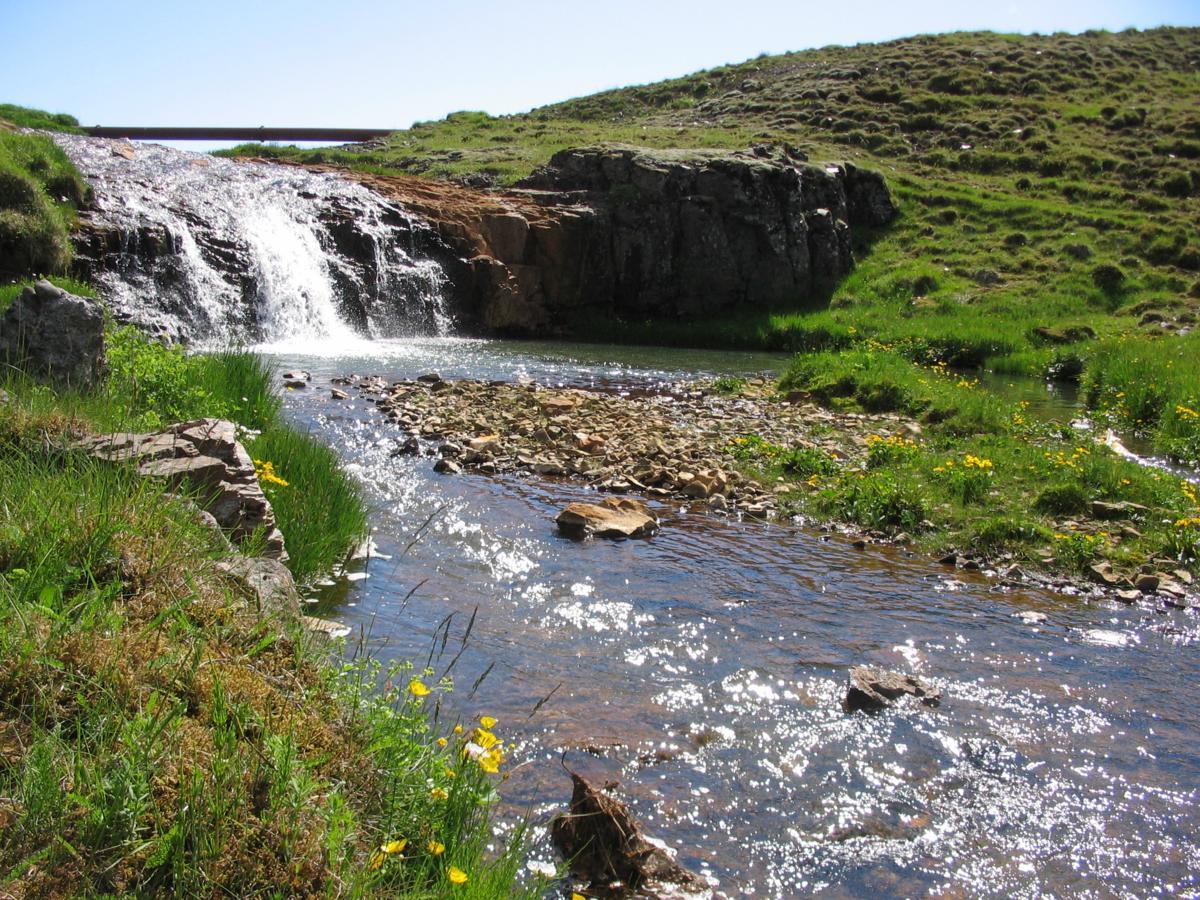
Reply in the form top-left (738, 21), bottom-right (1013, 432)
top-left (303, 145), bottom-right (895, 334)
top-left (349, 373), bottom-right (905, 516)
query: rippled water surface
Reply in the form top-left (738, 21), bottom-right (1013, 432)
top-left (269, 338), bottom-right (1199, 898)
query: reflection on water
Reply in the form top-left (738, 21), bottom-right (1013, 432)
top-left (272, 339), bottom-right (1199, 898)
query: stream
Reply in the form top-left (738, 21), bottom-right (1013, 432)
top-left (265, 337), bottom-right (1199, 899)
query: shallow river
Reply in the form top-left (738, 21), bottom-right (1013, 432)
top-left (263, 337), bottom-right (1198, 899)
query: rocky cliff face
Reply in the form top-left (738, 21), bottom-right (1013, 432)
top-left (338, 146), bottom-right (895, 335)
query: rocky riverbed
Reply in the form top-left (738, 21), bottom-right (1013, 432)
top-left (343, 372), bottom-right (906, 517)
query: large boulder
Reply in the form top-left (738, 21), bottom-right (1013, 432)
top-left (79, 418), bottom-right (288, 560)
top-left (0, 280), bottom-right (106, 389)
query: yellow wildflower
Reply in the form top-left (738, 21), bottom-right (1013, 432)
top-left (437, 737), bottom-right (448, 748)
top-left (428, 840), bottom-right (445, 856)
top-left (479, 715), bottom-right (497, 729)
top-left (381, 839), bottom-right (407, 855)
top-left (448, 866), bottom-right (468, 884)
top-left (431, 787), bottom-right (449, 801)
top-left (408, 678), bottom-right (430, 698)
top-left (253, 459), bottom-right (289, 488)
top-left (473, 728), bottom-right (500, 750)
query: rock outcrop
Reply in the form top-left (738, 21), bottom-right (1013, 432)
top-left (0, 280), bottom-right (106, 389)
top-left (321, 145), bottom-right (895, 336)
top-left (78, 418), bottom-right (288, 560)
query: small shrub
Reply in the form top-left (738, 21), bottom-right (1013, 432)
top-left (711, 375), bottom-right (747, 394)
top-left (865, 433), bottom-right (919, 469)
top-left (823, 471), bottom-right (928, 533)
top-left (779, 446), bottom-right (839, 478)
top-left (1034, 482), bottom-right (1088, 514)
top-left (1052, 531), bottom-right (1107, 571)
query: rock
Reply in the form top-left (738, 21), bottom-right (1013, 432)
top-left (284, 379), bottom-right (307, 389)
top-left (844, 666), bottom-right (942, 712)
top-left (468, 434), bottom-right (501, 452)
top-left (551, 771), bottom-right (707, 897)
top-left (301, 615), bottom-right (352, 639)
top-left (416, 371), bottom-right (443, 383)
top-left (390, 436), bottom-right (421, 457)
top-left (0, 280), bottom-right (106, 390)
top-left (433, 458), bottom-right (462, 474)
top-left (282, 370), bottom-right (310, 382)
top-left (1115, 589), bottom-right (1143, 604)
top-left (216, 555), bottom-right (300, 617)
top-left (81, 418), bottom-right (287, 559)
top-left (467, 146), bottom-right (893, 332)
top-left (331, 388), bottom-right (348, 400)
top-left (1091, 500), bottom-right (1147, 520)
top-left (1088, 562), bottom-right (1122, 587)
top-left (556, 497), bottom-right (659, 539)
top-left (1174, 569), bottom-right (1193, 586)
top-left (1135, 573), bottom-right (1160, 593)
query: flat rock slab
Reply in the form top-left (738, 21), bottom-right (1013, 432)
top-left (556, 497), bottom-right (659, 539)
top-left (844, 665), bottom-right (942, 712)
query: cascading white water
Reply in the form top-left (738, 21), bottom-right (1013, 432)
top-left (53, 134), bottom-right (451, 347)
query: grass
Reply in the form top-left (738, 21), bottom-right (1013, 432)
top-left (0, 103), bottom-right (84, 134)
top-left (214, 29), bottom-right (1199, 393)
top-left (0, 130), bottom-right (89, 278)
top-left (1082, 330), bottom-right (1200, 465)
top-left (2, 320), bottom-right (364, 583)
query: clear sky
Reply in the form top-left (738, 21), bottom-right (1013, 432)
top-left (3, 0), bottom-right (1197, 130)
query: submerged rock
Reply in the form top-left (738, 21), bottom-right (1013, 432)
top-left (556, 497), bottom-right (659, 539)
top-left (844, 665), bottom-right (942, 712)
top-left (0, 280), bottom-right (106, 390)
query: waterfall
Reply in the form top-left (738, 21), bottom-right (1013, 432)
top-left (54, 134), bottom-right (452, 347)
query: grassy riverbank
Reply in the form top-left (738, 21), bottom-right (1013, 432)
top-left (1, 286), bottom-right (534, 895)
top-left (754, 352), bottom-right (1199, 580)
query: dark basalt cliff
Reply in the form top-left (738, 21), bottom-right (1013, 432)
top-left (499, 146), bottom-right (895, 330)
top-left (336, 145), bottom-right (895, 335)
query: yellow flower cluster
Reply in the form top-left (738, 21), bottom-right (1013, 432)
top-left (962, 455), bottom-right (993, 470)
top-left (1176, 517), bottom-right (1200, 529)
top-left (865, 434), bottom-right (916, 449)
top-left (1176, 404), bottom-right (1199, 420)
top-left (253, 459), bottom-right (289, 487)
top-left (1183, 482), bottom-right (1198, 506)
top-left (1044, 446), bottom-right (1090, 470)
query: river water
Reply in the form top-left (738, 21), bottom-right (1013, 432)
top-left (262, 336), bottom-right (1198, 899)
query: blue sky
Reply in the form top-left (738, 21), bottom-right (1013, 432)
top-left (4, 0), bottom-right (1198, 130)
